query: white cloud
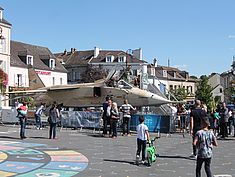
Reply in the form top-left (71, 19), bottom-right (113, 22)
top-left (228, 35), bottom-right (235, 39)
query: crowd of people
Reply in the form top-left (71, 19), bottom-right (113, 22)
top-left (171, 101), bottom-right (235, 139)
top-left (102, 97), bottom-right (136, 138)
top-left (14, 98), bottom-right (235, 176)
top-left (16, 101), bottom-right (62, 140)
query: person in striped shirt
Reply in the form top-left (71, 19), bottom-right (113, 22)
top-left (120, 99), bottom-right (136, 136)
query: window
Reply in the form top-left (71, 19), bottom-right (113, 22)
top-left (17, 74), bottom-right (22, 86)
top-left (49, 59), bottom-right (55, 69)
top-left (118, 56), bottom-right (126, 63)
top-left (163, 70), bottom-right (167, 77)
top-left (220, 88), bottom-right (223, 93)
top-left (60, 78), bottom-right (63, 85)
top-left (169, 85), bottom-right (173, 90)
top-left (0, 38), bottom-right (6, 53)
top-left (106, 55), bottom-right (113, 62)
top-left (52, 77), bottom-right (55, 85)
top-left (132, 69), bottom-right (137, 76)
top-left (26, 55), bottom-right (33, 65)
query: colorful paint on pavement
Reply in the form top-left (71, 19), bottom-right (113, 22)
top-left (0, 141), bottom-right (89, 176)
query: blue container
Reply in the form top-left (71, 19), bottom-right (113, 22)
top-left (131, 114), bottom-right (170, 133)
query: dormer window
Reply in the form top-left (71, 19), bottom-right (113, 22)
top-left (26, 55), bottom-right (33, 65)
top-left (106, 55), bottom-right (114, 62)
top-left (163, 70), bottom-right (167, 77)
top-left (118, 55), bottom-right (126, 63)
top-left (49, 59), bottom-right (55, 69)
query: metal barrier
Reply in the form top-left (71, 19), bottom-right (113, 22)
top-left (60, 111), bottom-right (102, 130)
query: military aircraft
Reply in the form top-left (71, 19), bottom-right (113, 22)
top-left (6, 70), bottom-right (173, 108)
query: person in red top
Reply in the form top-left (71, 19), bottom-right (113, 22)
top-left (17, 102), bottom-right (28, 139)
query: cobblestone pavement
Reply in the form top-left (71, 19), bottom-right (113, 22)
top-left (0, 125), bottom-right (234, 177)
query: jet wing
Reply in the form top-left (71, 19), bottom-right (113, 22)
top-left (6, 89), bottom-right (48, 94)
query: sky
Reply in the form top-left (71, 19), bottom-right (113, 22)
top-left (1, 0), bottom-right (235, 77)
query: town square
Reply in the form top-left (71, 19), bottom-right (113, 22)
top-left (0, 1), bottom-right (235, 177)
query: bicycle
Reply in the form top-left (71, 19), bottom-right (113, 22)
top-left (146, 136), bottom-right (159, 166)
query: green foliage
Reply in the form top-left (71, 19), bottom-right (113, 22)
top-left (195, 75), bottom-right (213, 111)
top-left (224, 86), bottom-right (235, 103)
top-left (81, 65), bottom-right (107, 83)
top-left (190, 75), bottom-right (198, 79)
top-left (170, 87), bottom-right (188, 101)
top-left (23, 97), bottom-right (35, 110)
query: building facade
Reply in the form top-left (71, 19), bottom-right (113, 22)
top-left (147, 61), bottom-right (196, 102)
top-left (208, 73), bottom-right (224, 102)
top-left (10, 41), bottom-right (67, 91)
top-left (0, 7), bottom-right (11, 107)
top-left (220, 58), bottom-right (235, 103)
top-left (55, 47), bottom-right (147, 84)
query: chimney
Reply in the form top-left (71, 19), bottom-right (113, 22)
top-left (63, 49), bottom-right (67, 55)
top-left (94, 47), bottom-right (100, 58)
top-left (132, 48), bottom-right (143, 60)
top-left (70, 48), bottom-right (76, 54)
top-left (153, 58), bottom-right (157, 67)
top-left (0, 8), bottom-right (3, 21)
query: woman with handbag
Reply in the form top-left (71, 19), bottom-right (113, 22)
top-left (110, 102), bottom-right (119, 139)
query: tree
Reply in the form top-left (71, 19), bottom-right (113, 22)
top-left (224, 86), bottom-right (235, 103)
top-left (80, 65), bottom-right (107, 83)
top-left (195, 75), bottom-right (213, 110)
top-left (170, 87), bottom-right (188, 101)
top-left (0, 69), bottom-right (8, 94)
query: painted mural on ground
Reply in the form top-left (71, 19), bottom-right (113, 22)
top-left (0, 141), bottom-right (89, 177)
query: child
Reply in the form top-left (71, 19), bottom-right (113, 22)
top-left (193, 117), bottom-right (218, 177)
top-left (136, 115), bottom-right (150, 165)
top-left (110, 102), bottom-right (119, 138)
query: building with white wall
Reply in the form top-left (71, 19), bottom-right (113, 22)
top-left (208, 73), bottom-right (224, 102)
top-left (147, 61), bottom-right (197, 102)
top-left (0, 7), bottom-right (11, 106)
top-left (55, 47), bottom-right (146, 84)
top-left (10, 41), bottom-right (67, 92)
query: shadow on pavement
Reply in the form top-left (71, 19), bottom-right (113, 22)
top-left (217, 138), bottom-right (235, 141)
top-left (29, 136), bottom-right (49, 139)
top-left (87, 134), bottom-right (107, 138)
top-left (0, 135), bottom-right (21, 140)
top-left (103, 159), bottom-right (135, 165)
top-left (158, 155), bottom-right (196, 161)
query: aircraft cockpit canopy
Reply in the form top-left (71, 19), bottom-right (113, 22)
top-left (117, 80), bottom-right (133, 89)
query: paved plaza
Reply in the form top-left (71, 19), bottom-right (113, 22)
top-left (0, 125), bottom-right (234, 177)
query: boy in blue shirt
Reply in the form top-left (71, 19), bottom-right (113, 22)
top-left (193, 117), bottom-right (218, 177)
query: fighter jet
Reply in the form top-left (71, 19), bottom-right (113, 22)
top-left (6, 69), bottom-right (172, 107)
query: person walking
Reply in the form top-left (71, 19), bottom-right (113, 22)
top-left (110, 102), bottom-right (119, 138)
top-left (102, 97), bottom-right (112, 137)
top-left (34, 102), bottom-right (45, 130)
top-left (193, 117), bottom-right (218, 177)
top-left (190, 100), bottom-right (207, 158)
top-left (120, 99), bottom-right (136, 136)
top-left (48, 103), bottom-right (60, 139)
top-left (136, 115), bottom-right (150, 165)
top-left (17, 102), bottom-right (28, 139)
